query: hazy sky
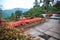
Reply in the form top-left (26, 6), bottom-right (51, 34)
top-left (0, 0), bottom-right (36, 9)
top-left (0, 0), bottom-right (59, 10)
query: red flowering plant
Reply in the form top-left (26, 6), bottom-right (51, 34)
top-left (45, 10), bottom-right (52, 17)
top-left (45, 13), bottom-right (52, 17)
top-left (0, 25), bottom-right (35, 40)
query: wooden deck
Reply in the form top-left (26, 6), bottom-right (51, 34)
top-left (24, 19), bottom-right (60, 40)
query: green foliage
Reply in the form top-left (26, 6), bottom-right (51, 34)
top-left (43, 0), bottom-right (50, 9)
top-left (54, 1), bottom-right (60, 11)
top-left (15, 10), bottom-right (22, 21)
top-left (49, 6), bottom-right (57, 11)
top-left (34, 0), bottom-right (40, 8)
top-left (24, 5), bottom-right (58, 18)
top-left (4, 12), bottom-right (16, 21)
top-left (4, 16), bottom-right (11, 21)
top-left (24, 7), bottom-right (46, 18)
top-left (10, 13), bottom-right (16, 21)
top-left (15, 10), bottom-right (22, 17)
top-left (10, 13), bottom-right (14, 20)
top-left (43, 0), bottom-right (56, 13)
top-left (47, 6), bottom-right (58, 13)
top-left (5, 10), bottom-right (23, 21)
top-left (54, 1), bottom-right (60, 7)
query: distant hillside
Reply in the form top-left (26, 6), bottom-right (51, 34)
top-left (3, 8), bottom-right (29, 18)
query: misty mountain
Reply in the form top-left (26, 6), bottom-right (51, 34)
top-left (3, 8), bottom-right (29, 18)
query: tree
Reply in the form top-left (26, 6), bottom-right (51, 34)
top-left (24, 7), bottom-right (46, 18)
top-left (54, 1), bottom-right (60, 11)
top-left (4, 12), bottom-right (16, 21)
top-left (15, 10), bottom-right (22, 21)
top-left (50, 0), bottom-right (54, 3)
top-left (40, 0), bottom-right (42, 3)
top-left (34, 0), bottom-right (40, 8)
top-left (42, 0), bottom-right (56, 13)
top-left (43, 0), bottom-right (50, 10)
top-left (10, 12), bottom-right (16, 21)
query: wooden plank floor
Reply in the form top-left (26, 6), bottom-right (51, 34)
top-left (24, 19), bottom-right (60, 40)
